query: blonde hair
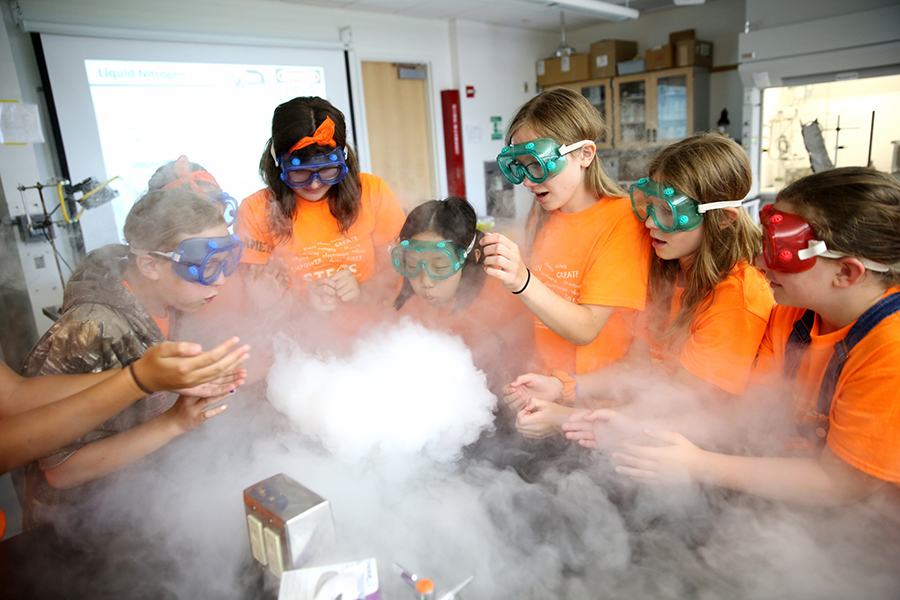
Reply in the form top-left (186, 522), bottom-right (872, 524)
top-left (124, 188), bottom-right (225, 252)
top-left (646, 134), bottom-right (760, 346)
top-left (506, 88), bottom-right (625, 251)
top-left (777, 167), bottom-right (900, 285)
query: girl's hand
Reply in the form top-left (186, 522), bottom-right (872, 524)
top-left (132, 338), bottom-right (250, 393)
top-left (481, 232), bottom-right (528, 293)
top-left (562, 409), bottom-right (643, 451)
top-left (165, 392), bottom-right (232, 434)
top-left (503, 373), bottom-right (564, 411)
top-left (175, 369), bottom-right (246, 398)
top-left (515, 397), bottom-right (574, 439)
top-left (308, 278), bottom-right (340, 312)
top-left (244, 258), bottom-right (290, 309)
top-left (612, 429), bottom-right (704, 485)
top-left (329, 268), bottom-right (361, 304)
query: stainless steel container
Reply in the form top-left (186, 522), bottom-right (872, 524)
top-left (243, 473), bottom-right (336, 578)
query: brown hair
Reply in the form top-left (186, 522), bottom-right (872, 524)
top-left (124, 188), bottom-right (226, 252)
top-left (776, 166), bottom-right (900, 285)
top-left (259, 96), bottom-right (362, 243)
top-left (505, 88), bottom-right (625, 251)
top-left (646, 134), bottom-right (760, 346)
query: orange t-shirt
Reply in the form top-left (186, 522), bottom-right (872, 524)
top-left (0, 506), bottom-right (5, 539)
top-left (528, 196), bottom-right (651, 374)
top-left (636, 263), bottom-right (773, 395)
top-left (235, 173), bottom-right (405, 295)
top-left (751, 289), bottom-right (900, 482)
top-left (399, 275), bottom-right (533, 355)
top-left (122, 280), bottom-right (169, 339)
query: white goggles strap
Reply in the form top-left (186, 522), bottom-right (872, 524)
top-left (797, 240), bottom-right (891, 272)
top-left (558, 140), bottom-right (595, 156)
top-left (696, 199), bottom-right (745, 213)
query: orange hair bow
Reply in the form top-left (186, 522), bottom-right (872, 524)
top-left (162, 155), bottom-right (221, 194)
top-left (287, 116), bottom-right (338, 154)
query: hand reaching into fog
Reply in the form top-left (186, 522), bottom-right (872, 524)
top-left (515, 397), bottom-right (578, 439)
top-left (308, 277), bottom-right (340, 312)
top-left (503, 373), bottom-right (564, 411)
top-left (562, 408), bottom-right (644, 451)
top-left (164, 391), bottom-right (233, 434)
top-left (481, 232), bottom-right (529, 293)
top-left (244, 257), bottom-right (290, 310)
top-left (130, 338), bottom-right (250, 393)
top-left (329, 268), bottom-right (361, 304)
top-left (175, 369), bottom-right (246, 398)
top-left (612, 430), bottom-right (704, 486)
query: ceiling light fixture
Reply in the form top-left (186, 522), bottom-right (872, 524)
top-left (521, 0), bottom-right (640, 21)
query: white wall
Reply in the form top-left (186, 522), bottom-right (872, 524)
top-left (565, 0), bottom-right (747, 140)
top-left (450, 19), bottom-right (556, 216)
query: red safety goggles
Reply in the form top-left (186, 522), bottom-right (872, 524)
top-left (759, 204), bottom-right (889, 273)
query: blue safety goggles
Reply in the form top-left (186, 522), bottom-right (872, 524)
top-left (207, 190), bottom-right (238, 225)
top-left (391, 238), bottom-right (474, 280)
top-left (151, 234), bottom-right (242, 285)
top-left (277, 149), bottom-right (348, 189)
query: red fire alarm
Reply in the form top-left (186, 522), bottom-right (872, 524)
top-left (465, 86), bottom-right (475, 98)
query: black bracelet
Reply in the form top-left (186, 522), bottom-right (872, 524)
top-left (512, 268), bottom-right (531, 295)
top-left (128, 362), bottom-right (154, 395)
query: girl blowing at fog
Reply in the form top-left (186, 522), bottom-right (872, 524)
top-left (568, 168), bottom-right (900, 505)
top-left (18, 187), bottom-right (248, 528)
top-left (391, 198), bottom-right (533, 386)
top-left (236, 96), bottom-right (405, 315)
top-left (508, 134), bottom-right (772, 438)
top-left (482, 88), bottom-right (652, 379)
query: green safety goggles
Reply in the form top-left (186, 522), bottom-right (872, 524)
top-left (391, 238), bottom-right (474, 280)
top-left (497, 137), bottom-right (593, 184)
top-left (630, 177), bottom-right (744, 233)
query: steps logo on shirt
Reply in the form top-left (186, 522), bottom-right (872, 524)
top-left (295, 235), bottom-right (364, 281)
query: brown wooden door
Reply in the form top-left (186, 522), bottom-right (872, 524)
top-left (361, 61), bottom-right (434, 212)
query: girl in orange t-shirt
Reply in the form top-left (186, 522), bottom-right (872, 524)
top-left (482, 88), bottom-right (652, 378)
top-left (392, 198), bottom-right (534, 388)
top-left (235, 96), bottom-right (405, 317)
top-left (508, 134), bottom-right (772, 438)
top-left (575, 168), bottom-right (900, 505)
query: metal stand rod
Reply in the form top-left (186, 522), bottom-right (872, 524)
top-left (33, 182), bottom-right (68, 290)
top-left (867, 111), bottom-right (876, 168)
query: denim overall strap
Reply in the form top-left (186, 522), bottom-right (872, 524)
top-left (784, 309), bottom-right (816, 379)
top-left (814, 293), bottom-right (900, 421)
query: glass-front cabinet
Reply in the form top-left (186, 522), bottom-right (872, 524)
top-left (612, 67), bottom-right (707, 148)
top-left (554, 77), bottom-right (614, 149)
top-left (549, 67), bottom-right (709, 150)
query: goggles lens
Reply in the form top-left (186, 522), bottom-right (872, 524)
top-left (391, 240), bottom-right (468, 280)
top-left (629, 178), bottom-right (702, 233)
top-left (497, 137), bottom-right (569, 184)
top-left (278, 149), bottom-right (348, 189)
top-left (156, 234), bottom-right (243, 285)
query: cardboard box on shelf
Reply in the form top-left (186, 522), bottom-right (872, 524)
top-left (616, 58), bottom-right (645, 75)
top-left (589, 39), bottom-right (638, 79)
top-left (669, 29), bottom-right (696, 45)
top-left (536, 53), bottom-right (590, 86)
top-left (645, 44), bottom-right (674, 71)
top-left (675, 39), bottom-right (713, 67)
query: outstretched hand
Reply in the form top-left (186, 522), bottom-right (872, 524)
top-left (503, 373), bottom-right (564, 411)
top-left (244, 257), bottom-right (290, 309)
top-left (562, 408), bottom-right (643, 451)
top-left (612, 429), bottom-right (704, 485)
top-left (165, 391), bottom-right (233, 434)
top-left (131, 338), bottom-right (250, 394)
top-left (481, 232), bottom-right (529, 293)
